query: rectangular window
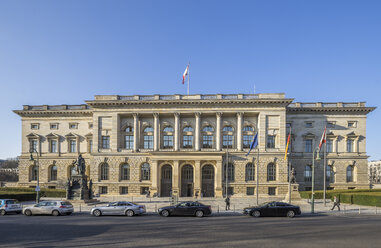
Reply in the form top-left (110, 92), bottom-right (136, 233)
top-left (183, 135), bottom-right (193, 148)
top-left (305, 122), bottom-right (313, 128)
top-left (120, 187), bottom-right (128, 195)
top-left (163, 135), bottom-right (173, 149)
top-left (267, 135), bottom-right (275, 148)
top-left (326, 139), bottom-right (333, 153)
top-left (305, 139), bottom-right (313, 153)
top-left (30, 139), bottom-right (38, 152)
top-left (99, 186), bottom-right (108, 194)
top-left (89, 140), bottom-right (93, 152)
top-left (143, 135), bottom-right (153, 149)
top-left (102, 136), bottom-right (110, 149)
top-left (347, 139), bottom-right (354, 152)
top-left (31, 123), bottom-right (39, 130)
top-left (125, 135), bottom-right (134, 149)
top-left (243, 135), bottom-right (253, 148)
top-left (348, 121), bottom-right (357, 128)
top-left (268, 187), bottom-right (276, 196)
top-left (246, 187), bottom-right (255, 196)
top-left (286, 123), bottom-right (292, 128)
top-left (140, 187), bottom-right (149, 195)
top-left (50, 123), bottom-right (59, 129)
top-left (88, 123), bottom-right (93, 129)
top-left (69, 140), bottom-right (77, 153)
top-left (222, 135), bottom-right (233, 149)
top-left (69, 123), bottom-right (78, 129)
top-left (50, 140), bottom-right (57, 153)
top-left (202, 135), bottom-right (213, 148)
top-left (327, 122), bottom-right (335, 128)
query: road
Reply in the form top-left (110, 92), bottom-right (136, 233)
top-left (0, 213), bottom-right (380, 248)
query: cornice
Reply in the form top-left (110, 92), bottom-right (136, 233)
top-left (287, 107), bottom-right (376, 114)
top-left (13, 110), bottom-right (93, 117)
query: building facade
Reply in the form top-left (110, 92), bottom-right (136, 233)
top-left (14, 93), bottom-right (375, 198)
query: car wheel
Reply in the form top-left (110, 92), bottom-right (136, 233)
top-left (24, 210), bottom-right (32, 216)
top-left (287, 210), bottom-right (295, 218)
top-left (0, 210), bottom-right (6, 216)
top-left (161, 210), bottom-right (170, 217)
top-left (93, 209), bottom-right (102, 217)
top-left (52, 210), bottom-right (60, 216)
top-left (195, 210), bottom-right (204, 217)
top-left (126, 210), bottom-right (134, 217)
top-left (252, 210), bottom-right (261, 217)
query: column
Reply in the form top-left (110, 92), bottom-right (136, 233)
top-left (355, 136), bottom-right (359, 153)
top-left (174, 113), bottom-right (180, 151)
top-left (111, 113), bottom-right (119, 152)
top-left (215, 160), bottom-right (223, 197)
top-left (133, 114), bottom-right (139, 152)
top-left (151, 160), bottom-right (159, 195)
top-left (194, 160), bottom-right (201, 195)
top-left (153, 113), bottom-right (159, 151)
top-left (93, 114), bottom-right (99, 152)
top-left (195, 112), bottom-right (201, 151)
top-left (173, 160), bottom-right (180, 195)
top-left (216, 112), bottom-right (222, 151)
top-left (237, 112), bottom-right (243, 151)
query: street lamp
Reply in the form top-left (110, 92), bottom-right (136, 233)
top-left (311, 146), bottom-right (321, 214)
top-left (29, 149), bottom-right (40, 204)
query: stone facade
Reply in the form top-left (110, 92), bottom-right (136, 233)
top-left (13, 93), bottom-right (375, 198)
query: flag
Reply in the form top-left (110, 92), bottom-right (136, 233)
top-left (182, 64), bottom-right (189, 84)
top-left (246, 133), bottom-right (258, 156)
top-left (284, 133), bottom-right (291, 160)
top-left (319, 126), bottom-right (327, 151)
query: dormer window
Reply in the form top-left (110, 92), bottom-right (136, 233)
top-left (50, 123), bottom-right (59, 130)
top-left (348, 121), bottom-right (357, 128)
top-left (69, 123), bottom-right (78, 129)
top-left (31, 123), bottom-right (39, 130)
top-left (327, 122), bottom-right (335, 128)
top-left (305, 122), bottom-right (313, 128)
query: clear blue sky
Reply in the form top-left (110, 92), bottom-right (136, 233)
top-left (0, 0), bottom-right (380, 160)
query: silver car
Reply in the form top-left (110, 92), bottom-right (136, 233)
top-left (23, 201), bottom-right (74, 216)
top-left (0, 199), bottom-right (22, 215)
top-left (91, 201), bottom-right (146, 217)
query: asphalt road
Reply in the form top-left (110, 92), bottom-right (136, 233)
top-left (1, 213), bottom-right (381, 248)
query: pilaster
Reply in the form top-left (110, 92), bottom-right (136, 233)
top-left (174, 113), bottom-right (180, 151)
top-left (216, 112), bottom-right (222, 151)
top-left (237, 112), bottom-right (243, 151)
top-left (195, 112), bottom-right (201, 151)
top-left (153, 113), bottom-right (159, 151)
top-left (133, 114), bottom-right (139, 152)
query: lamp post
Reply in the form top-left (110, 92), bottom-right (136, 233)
top-left (29, 149), bottom-right (40, 204)
top-left (311, 146), bottom-right (321, 214)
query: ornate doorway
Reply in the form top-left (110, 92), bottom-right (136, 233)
top-left (181, 165), bottom-right (194, 197)
top-left (160, 164), bottom-right (172, 197)
top-left (201, 165), bottom-right (215, 197)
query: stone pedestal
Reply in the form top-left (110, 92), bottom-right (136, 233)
top-left (67, 175), bottom-right (91, 201)
top-left (284, 183), bottom-right (302, 202)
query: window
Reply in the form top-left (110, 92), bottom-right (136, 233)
top-left (326, 165), bottom-right (334, 182)
top-left (223, 126), bottom-right (233, 132)
top-left (69, 140), bottom-right (76, 153)
top-left (305, 122), bottom-right (313, 128)
top-left (346, 166), bottom-right (354, 182)
top-left (203, 126), bottom-right (214, 132)
top-left (144, 126), bottom-right (154, 132)
top-left (326, 139), bottom-right (333, 153)
top-left (89, 140), bottom-right (93, 152)
top-left (305, 139), bottom-right (313, 153)
top-left (286, 123), bottom-right (292, 128)
top-left (143, 126), bottom-right (153, 149)
top-left (348, 121), bottom-right (357, 128)
top-left (182, 126), bottom-right (193, 148)
top-left (50, 165), bottom-right (57, 181)
top-left (246, 187), bottom-right (255, 195)
top-left (222, 135), bottom-right (233, 149)
top-left (101, 136), bottom-right (110, 149)
top-left (69, 123), bottom-right (78, 129)
top-left (88, 123), bottom-right (93, 129)
top-left (100, 186), bottom-right (108, 194)
top-left (141, 163), bottom-right (150, 181)
top-left (31, 123), bottom-right (39, 130)
top-left (327, 122), bottom-right (335, 128)
top-left (223, 163), bottom-right (234, 182)
top-left (30, 139), bottom-right (38, 152)
top-left (120, 187), bottom-right (128, 195)
top-left (140, 187), bottom-right (149, 195)
top-left (267, 135), bottom-right (275, 148)
top-left (125, 126), bottom-right (133, 132)
top-left (31, 165), bottom-right (38, 181)
top-left (304, 165), bottom-right (312, 182)
top-left (125, 135), bottom-right (134, 149)
top-left (50, 140), bottom-right (57, 153)
top-left (245, 163), bottom-right (255, 181)
top-left (267, 163), bottom-right (276, 181)
top-left (243, 135), bottom-right (254, 148)
top-left (268, 187), bottom-right (276, 195)
top-left (120, 164), bottom-right (130, 180)
top-left (227, 187), bottom-right (234, 196)
top-left (163, 126), bottom-right (173, 132)
top-left (347, 139), bottom-right (354, 152)
top-left (243, 126), bottom-right (253, 132)
top-left (100, 163), bottom-right (109, 180)
top-left (183, 126), bottom-right (193, 132)
top-left (163, 126), bottom-right (174, 149)
top-left (202, 165), bottom-right (214, 180)
top-left (203, 135), bottom-right (213, 148)
top-left (50, 123), bottom-right (58, 129)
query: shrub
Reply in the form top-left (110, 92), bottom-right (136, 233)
top-left (0, 187), bottom-right (66, 198)
top-left (0, 192), bottom-right (36, 201)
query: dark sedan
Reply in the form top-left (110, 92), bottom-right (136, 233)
top-left (159, 201), bottom-right (212, 217)
top-left (243, 201), bottom-right (301, 218)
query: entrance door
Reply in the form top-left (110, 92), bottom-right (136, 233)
top-left (201, 165), bottom-right (215, 197)
top-left (160, 165), bottom-right (172, 197)
top-left (181, 165), bottom-right (193, 197)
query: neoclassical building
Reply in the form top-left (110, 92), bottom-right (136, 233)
top-left (14, 93), bottom-right (375, 197)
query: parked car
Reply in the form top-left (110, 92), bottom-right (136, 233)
top-left (158, 201), bottom-right (212, 217)
top-left (0, 199), bottom-right (22, 215)
top-left (90, 201), bottom-right (146, 217)
top-left (23, 201), bottom-right (74, 216)
top-left (243, 201), bottom-right (301, 218)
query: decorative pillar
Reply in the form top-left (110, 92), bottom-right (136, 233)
top-left (194, 160), bottom-right (201, 195)
top-left (151, 160), bottom-right (159, 195)
top-left (237, 112), bottom-right (243, 151)
top-left (153, 113), bottom-right (159, 151)
top-left (174, 113), bottom-right (180, 151)
top-left (215, 160), bottom-right (223, 197)
top-left (195, 112), bottom-right (201, 151)
top-left (216, 112), bottom-right (222, 151)
top-left (133, 114), bottom-right (139, 152)
top-left (111, 113), bottom-right (119, 152)
top-left (173, 160), bottom-right (180, 195)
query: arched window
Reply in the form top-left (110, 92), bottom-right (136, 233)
top-left (182, 126), bottom-right (193, 148)
top-left (346, 165), bottom-right (354, 182)
top-left (125, 126), bottom-right (134, 132)
top-left (31, 165), bottom-right (38, 181)
top-left (124, 126), bottom-right (134, 149)
top-left (143, 126), bottom-right (154, 149)
top-left (223, 163), bottom-right (235, 182)
top-left (162, 165), bottom-right (172, 180)
top-left (245, 163), bottom-right (255, 181)
top-left (202, 126), bottom-right (214, 148)
top-left (120, 163), bottom-right (130, 180)
top-left (202, 165), bottom-right (214, 180)
top-left (100, 163), bottom-right (109, 180)
top-left (304, 165), bottom-right (312, 182)
top-left (326, 165), bottom-right (334, 183)
top-left (222, 126), bottom-right (234, 149)
top-left (243, 126), bottom-right (255, 148)
top-left (141, 163), bottom-right (150, 181)
top-left (163, 126), bottom-right (174, 149)
top-left (50, 165), bottom-right (57, 181)
top-left (267, 163), bottom-right (276, 181)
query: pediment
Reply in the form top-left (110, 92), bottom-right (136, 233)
top-left (26, 133), bottom-right (39, 138)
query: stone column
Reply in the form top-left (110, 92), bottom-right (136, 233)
top-left (216, 112), bottom-right (222, 151)
top-left (215, 160), bottom-right (223, 197)
top-left (151, 160), bottom-right (159, 195)
top-left (173, 160), bottom-right (180, 195)
top-left (195, 112), bottom-right (201, 151)
top-left (355, 137), bottom-right (359, 153)
top-left (237, 112), bottom-right (243, 151)
top-left (153, 113), bottom-right (159, 151)
top-left (194, 160), bottom-right (201, 195)
top-left (111, 114), bottom-right (119, 152)
top-left (174, 113), bottom-right (180, 151)
top-left (133, 114), bottom-right (139, 152)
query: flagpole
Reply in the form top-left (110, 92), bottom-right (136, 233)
top-left (323, 128), bottom-right (327, 207)
top-left (187, 63), bottom-right (190, 96)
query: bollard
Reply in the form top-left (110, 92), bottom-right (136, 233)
top-left (80, 204), bottom-right (81, 213)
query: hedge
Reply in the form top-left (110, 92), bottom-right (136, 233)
top-left (0, 192), bottom-right (36, 201)
top-left (0, 187), bottom-right (66, 198)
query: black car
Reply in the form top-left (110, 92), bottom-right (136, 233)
top-left (243, 201), bottom-right (301, 218)
top-left (158, 201), bottom-right (212, 217)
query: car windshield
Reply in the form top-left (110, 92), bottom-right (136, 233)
top-left (6, 200), bottom-right (18, 204)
